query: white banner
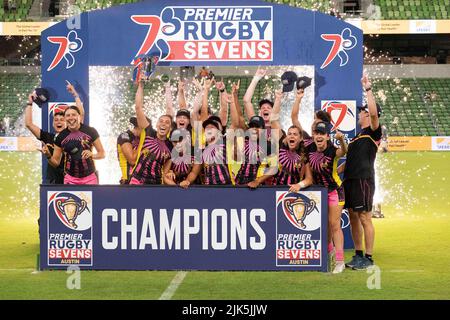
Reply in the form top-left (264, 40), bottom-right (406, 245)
top-left (0, 137), bottom-right (18, 151)
top-left (431, 136), bottom-right (450, 151)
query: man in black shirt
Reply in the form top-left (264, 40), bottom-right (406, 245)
top-left (343, 75), bottom-right (382, 270)
top-left (25, 82), bottom-right (84, 183)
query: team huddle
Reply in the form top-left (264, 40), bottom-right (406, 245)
top-left (26, 68), bottom-right (382, 273)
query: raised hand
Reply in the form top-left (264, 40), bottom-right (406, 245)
top-left (361, 74), bottom-right (371, 90)
top-left (296, 88), bottom-right (305, 100)
top-left (255, 67), bottom-right (267, 78)
top-left (215, 78), bottom-right (225, 91)
top-left (231, 79), bottom-right (240, 94)
top-left (192, 77), bottom-right (203, 91)
top-left (204, 77), bottom-right (215, 90)
top-left (66, 81), bottom-right (77, 97)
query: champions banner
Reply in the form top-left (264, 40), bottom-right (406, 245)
top-left (40, 185), bottom-right (328, 271)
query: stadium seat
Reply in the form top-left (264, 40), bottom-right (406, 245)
top-left (373, 0), bottom-right (448, 19)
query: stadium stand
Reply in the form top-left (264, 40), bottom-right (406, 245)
top-left (0, 72), bottom-right (39, 134)
top-left (373, 78), bottom-right (450, 136)
top-left (0, 0), bottom-right (33, 21)
top-left (373, 0), bottom-right (449, 20)
top-left (72, 0), bottom-right (333, 14)
top-left (1, 0), bottom-right (450, 21)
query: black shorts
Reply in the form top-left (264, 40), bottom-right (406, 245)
top-left (343, 178), bottom-right (375, 212)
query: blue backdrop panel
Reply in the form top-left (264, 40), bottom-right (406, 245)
top-left (40, 0), bottom-right (362, 251)
top-left (40, 185), bottom-right (328, 271)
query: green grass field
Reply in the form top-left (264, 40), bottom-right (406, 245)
top-left (0, 151), bottom-right (449, 300)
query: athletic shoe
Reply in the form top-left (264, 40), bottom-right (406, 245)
top-left (352, 256), bottom-right (374, 270)
top-left (345, 254), bottom-right (363, 268)
top-left (332, 261), bottom-right (345, 274)
top-left (328, 249), bottom-right (336, 272)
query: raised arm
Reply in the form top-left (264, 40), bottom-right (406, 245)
top-left (24, 94), bottom-right (41, 139)
top-left (231, 80), bottom-right (246, 129)
top-left (135, 81), bottom-right (150, 129)
top-left (200, 77), bottom-right (214, 122)
top-left (190, 78), bottom-right (203, 122)
top-left (215, 79), bottom-right (228, 127)
top-left (243, 67), bottom-right (266, 121)
top-left (164, 82), bottom-right (175, 118)
top-left (362, 74), bottom-right (379, 131)
top-left (66, 81), bottom-right (85, 123)
top-left (270, 89), bottom-right (283, 130)
top-left (177, 80), bottom-right (187, 110)
top-left (291, 88), bottom-right (305, 132)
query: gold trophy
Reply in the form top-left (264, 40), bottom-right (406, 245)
top-left (56, 197), bottom-right (87, 229)
top-left (284, 197), bottom-right (316, 229)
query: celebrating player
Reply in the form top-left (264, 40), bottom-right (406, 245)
top-left (179, 113), bottom-right (233, 188)
top-left (25, 82), bottom-right (84, 183)
top-left (163, 128), bottom-right (196, 185)
top-left (116, 116), bottom-right (147, 184)
top-left (307, 121), bottom-right (348, 273)
top-left (42, 104), bottom-right (104, 185)
top-left (129, 80), bottom-right (173, 185)
top-left (270, 89), bottom-right (313, 189)
top-left (243, 67), bottom-right (274, 138)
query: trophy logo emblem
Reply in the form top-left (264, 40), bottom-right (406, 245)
top-left (48, 192), bottom-right (92, 231)
top-left (55, 197), bottom-right (87, 229)
top-left (280, 193), bottom-right (319, 230)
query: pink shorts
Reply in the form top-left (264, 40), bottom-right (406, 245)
top-left (129, 177), bottom-right (143, 185)
top-left (328, 187), bottom-right (345, 207)
top-left (64, 172), bottom-right (98, 185)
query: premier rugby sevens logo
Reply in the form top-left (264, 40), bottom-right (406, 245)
top-left (321, 100), bottom-right (356, 132)
top-left (320, 28), bottom-right (357, 69)
top-left (49, 102), bottom-right (69, 115)
top-left (48, 192), bottom-right (92, 230)
top-left (47, 30), bottom-right (83, 72)
top-left (131, 6), bottom-right (273, 63)
top-left (277, 192), bottom-right (319, 231)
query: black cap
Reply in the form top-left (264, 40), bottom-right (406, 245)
top-left (202, 116), bottom-right (222, 131)
top-left (129, 116), bottom-right (151, 128)
top-left (248, 116), bottom-right (265, 129)
top-left (313, 121), bottom-right (331, 134)
top-left (358, 103), bottom-right (382, 117)
top-left (296, 76), bottom-right (312, 90)
top-left (32, 88), bottom-right (50, 107)
top-left (258, 99), bottom-right (274, 109)
top-left (176, 109), bottom-right (191, 119)
top-left (281, 71), bottom-right (298, 93)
